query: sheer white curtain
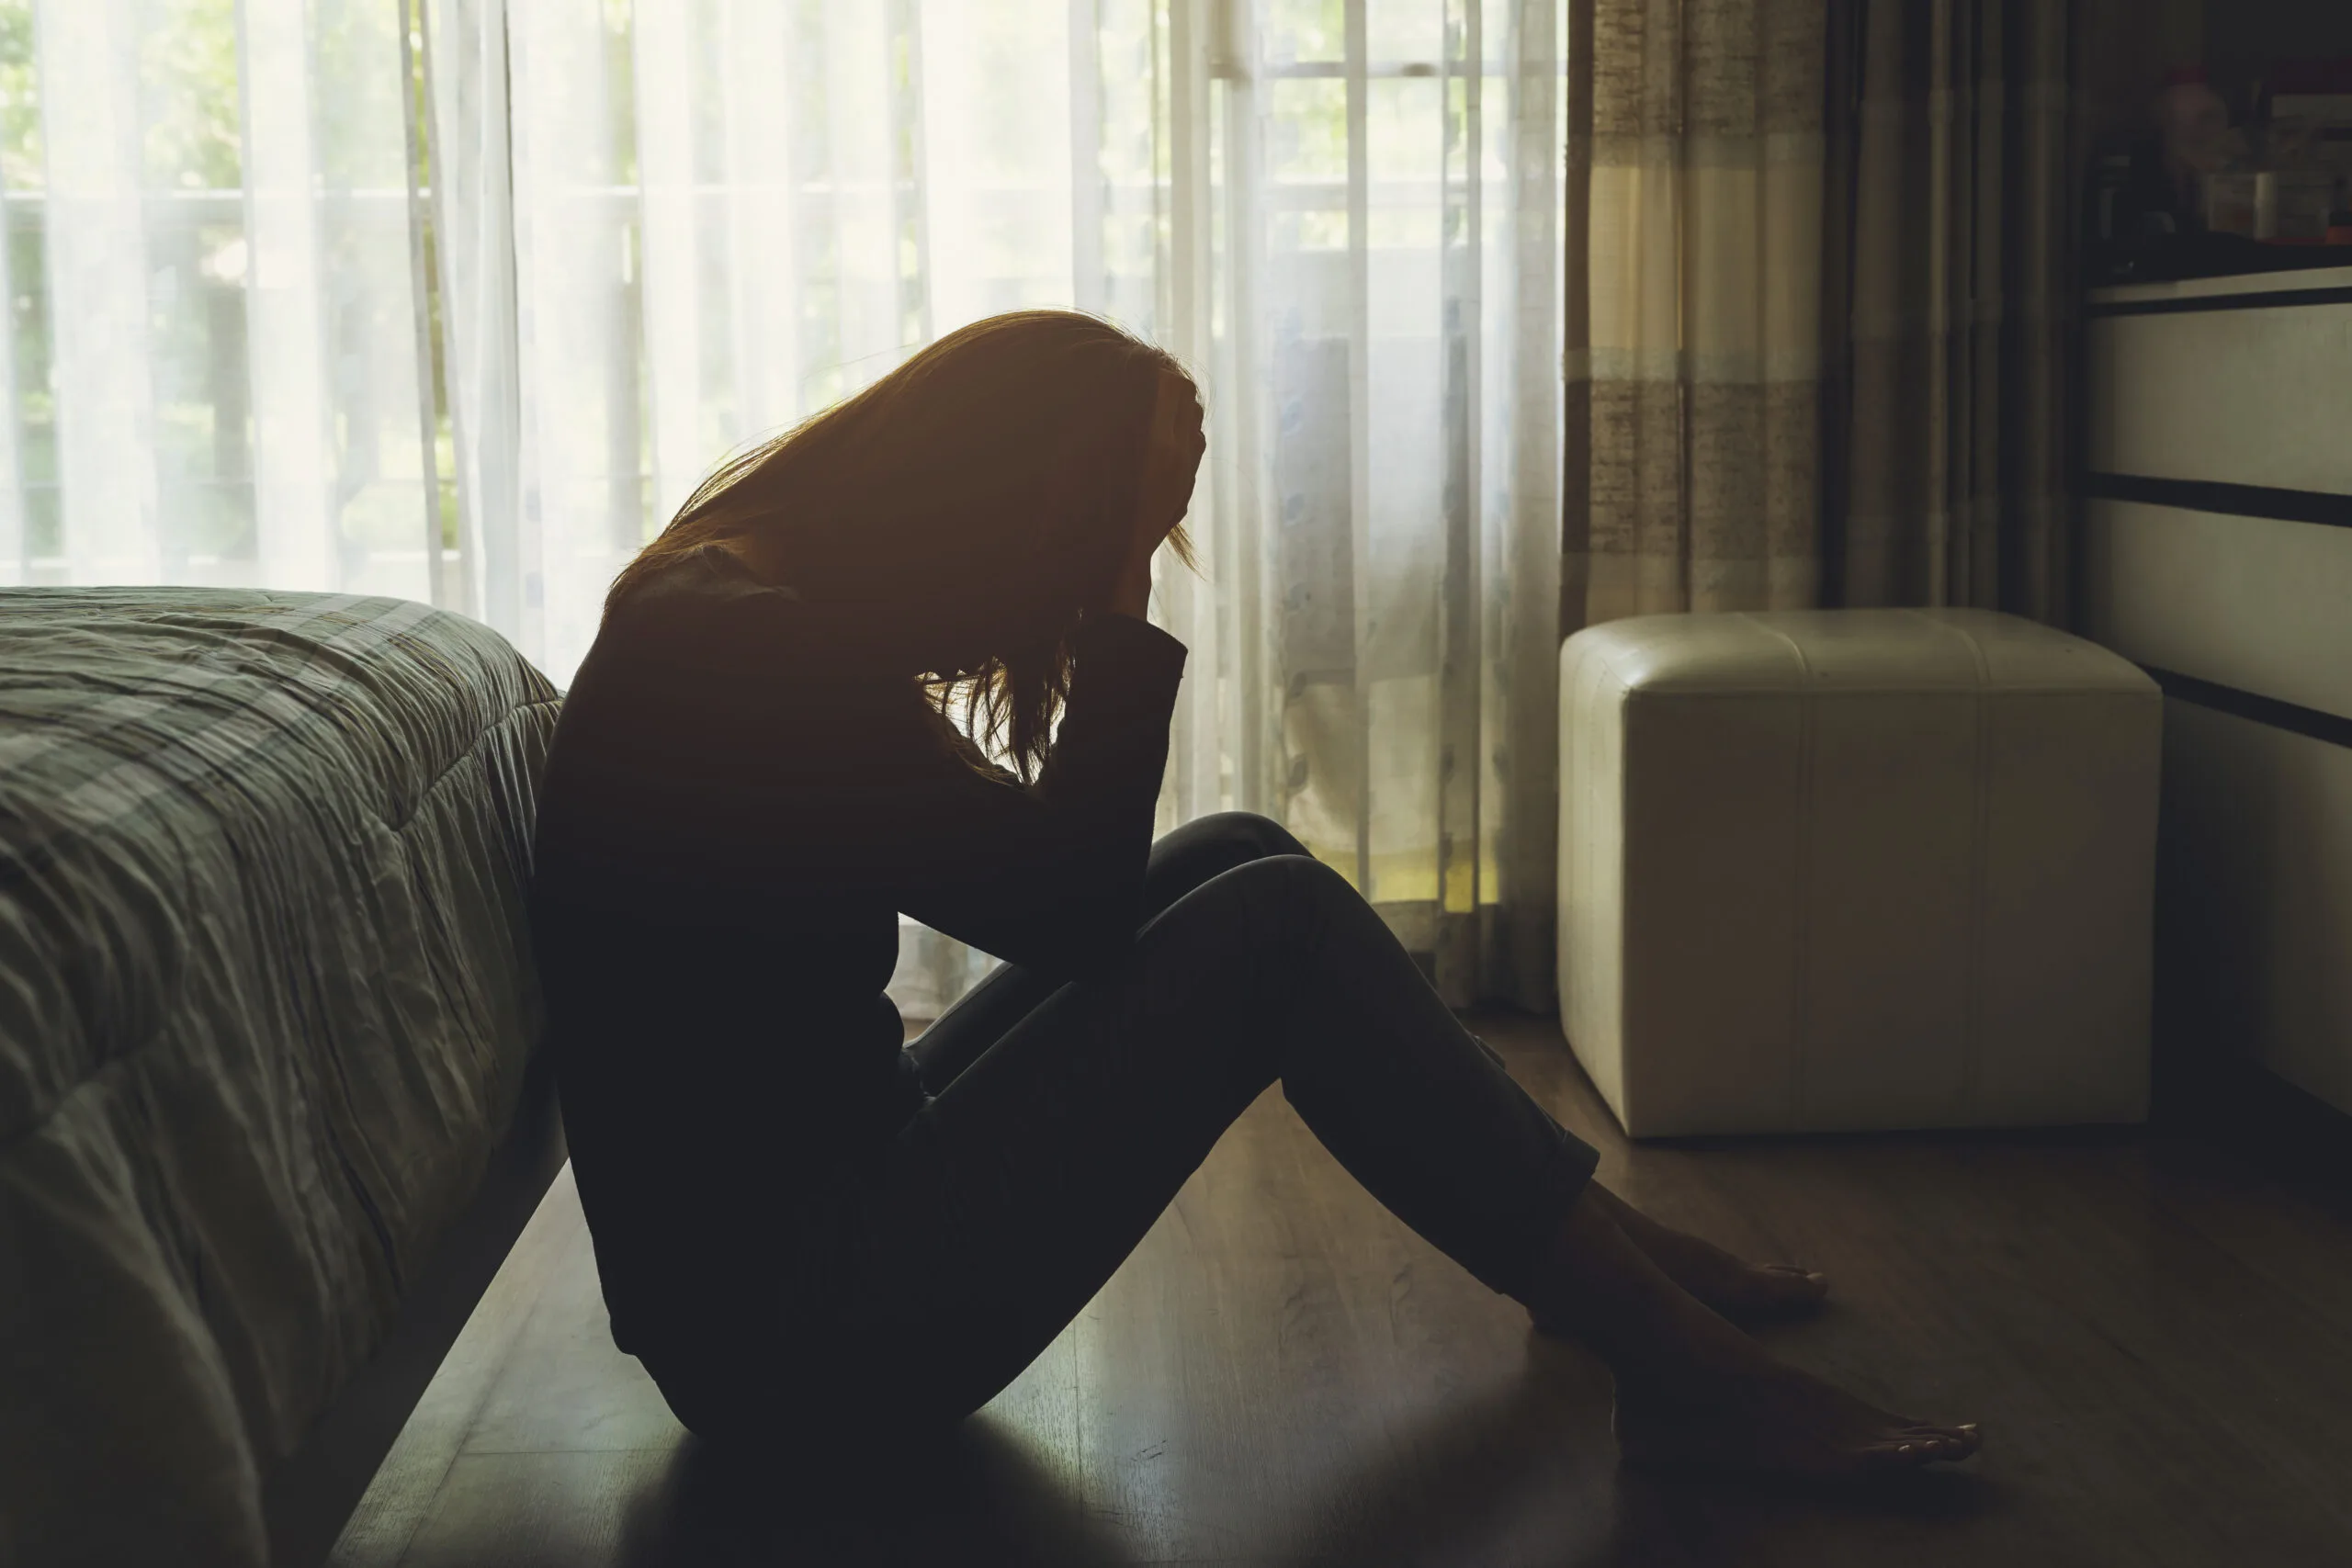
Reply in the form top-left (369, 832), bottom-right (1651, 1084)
top-left (0, 0), bottom-right (1568, 1014)
top-left (0, 0), bottom-right (440, 599)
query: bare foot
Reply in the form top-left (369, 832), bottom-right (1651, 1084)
top-left (1588, 1186), bottom-right (1827, 1326)
top-left (1614, 1364), bottom-right (1981, 1478)
top-left (1525, 1185), bottom-right (1974, 1480)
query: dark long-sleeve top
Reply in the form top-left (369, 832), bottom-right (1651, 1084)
top-left (528, 542), bottom-right (1187, 1353)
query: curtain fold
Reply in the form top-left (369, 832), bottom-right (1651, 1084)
top-left (0, 0), bottom-right (1572, 1018)
top-left (1826, 0), bottom-right (2074, 621)
top-left (426, 0), bottom-right (521, 633)
top-left (31, 0), bottom-right (161, 586)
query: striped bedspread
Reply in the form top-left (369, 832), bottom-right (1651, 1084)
top-left (0, 590), bottom-right (560, 1567)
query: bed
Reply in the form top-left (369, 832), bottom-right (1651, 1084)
top-left (0, 589), bottom-right (564, 1568)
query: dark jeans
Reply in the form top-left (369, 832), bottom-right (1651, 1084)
top-left (654, 812), bottom-right (1598, 1444)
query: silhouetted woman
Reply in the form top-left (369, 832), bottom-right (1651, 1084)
top-left (530, 310), bottom-right (1978, 1476)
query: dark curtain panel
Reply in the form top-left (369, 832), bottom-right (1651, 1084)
top-left (1824, 0), bottom-right (2078, 623)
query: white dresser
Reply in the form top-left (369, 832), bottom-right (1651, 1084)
top-left (2082, 265), bottom-right (2352, 1115)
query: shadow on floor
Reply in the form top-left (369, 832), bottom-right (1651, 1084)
top-left (612, 1420), bottom-right (1134, 1568)
top-left (606, 1346), bottom-right (1998, 1568)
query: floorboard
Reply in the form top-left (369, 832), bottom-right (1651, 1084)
top-left (330, 1011), bottom-right (2352, 1567)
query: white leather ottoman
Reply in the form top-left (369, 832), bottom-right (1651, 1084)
top-left (1556, 609), bottom-right (2162, 1137)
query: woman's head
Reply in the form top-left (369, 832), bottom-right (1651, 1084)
top-left (610, 310), bottom-right (1204, 781)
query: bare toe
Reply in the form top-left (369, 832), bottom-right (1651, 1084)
top-left (1759, 1264), bottom-right (1830, 1298)
top-left (1915, 1423), bottom-right (1982, 1460)
top-left (1881, 1425), bottom-right (1978, 1465)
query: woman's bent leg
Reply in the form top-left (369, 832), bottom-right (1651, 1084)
top-left (911, 819), bottom-right (1824, 1334)
top-left (805, 854), bottom-right (1593, 1433)
top-left (906, 812), bottom-right (1308, 1092)
top-left (771, 853), bottom-right (1976, 1476)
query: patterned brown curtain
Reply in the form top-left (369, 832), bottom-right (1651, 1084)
top-left (1562, 0), bottom-right (1832, 637)
top-left (1826, 0), bottom-right (2076, 621)
top-left (1563, 0), bottom-right (2080, 637)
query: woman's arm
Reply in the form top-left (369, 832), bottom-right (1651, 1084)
top-left (876, 610), bottom-right (1184, 976)
top-left (565, 513), bottom-right (1186, 976)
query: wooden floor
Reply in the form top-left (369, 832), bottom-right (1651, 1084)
top-left (330, 1012), bottom-right (2352, 1567)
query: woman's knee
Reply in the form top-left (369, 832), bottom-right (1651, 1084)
top-left (1144, 813), bottom-right (1314, 913)
top-left (1220, 810), bottom-right (1309, 859)
top-left (1184, 851), bottom-right (1359, 931)
top-left (1165, 810), bottom-right (1308, 862)
top-left (1145, 850), bottom-right (1341, 931)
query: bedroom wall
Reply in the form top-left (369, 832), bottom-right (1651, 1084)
top-left (2079, 0), bottom-right (2352, 141)
top-left (2207, 0), bottom-right (2352, 107)
top-left (2079, 0), bottom-right (2204, 144)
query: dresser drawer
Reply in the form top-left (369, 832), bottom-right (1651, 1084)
top-left (2084, 498), bottom-right (2352, 723)
top-left (2087, 300), bottom-right (2352, 495)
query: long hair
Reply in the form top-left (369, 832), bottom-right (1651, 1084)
top-left (609, 310), bottom-right (1197, 783)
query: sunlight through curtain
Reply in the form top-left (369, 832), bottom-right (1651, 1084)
top-left (1, 0), bottom-right (437, 598)
top-left (0, 0), bottom-right (1568, 1014)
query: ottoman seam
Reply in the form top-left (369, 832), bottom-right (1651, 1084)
top-left (1792, 668), bottom-right (1815, 1127)
top-left (1740, 615), bottom-right (1816, 1128)
top-left (1958, 627), bottom-right (1996, 1124)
